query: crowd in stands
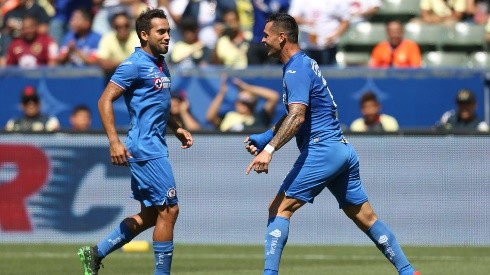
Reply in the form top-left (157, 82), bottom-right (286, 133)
top-left (1, 0), bottom-right (489, 133)
top-left (1, 0), bottom-right (488, 69)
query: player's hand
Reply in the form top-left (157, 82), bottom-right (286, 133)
top-left (175, 128), bottom-right (193, 149)
top-left (244, 129), bottom-right (273, 155)
top-left (243, 136), bottom-right (259, 156)
top-left (246, 151), bottom-right (272, 175)
top-left (109, 140), bottom-right (132, 166)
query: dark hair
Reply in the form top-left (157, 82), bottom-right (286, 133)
top-left (360, 91), bottom-right (379, 106)
top-left (266, 13), bottom-right (298, 43)
top-left (73, 7), bottom-right (94, 23)
top-left (135, 8), bottom-right (168, 41)
top-left (180, 17), bottom-right (198, 32)
top-left (111, 11), bottom-right (131, 26)
top-left (71, 105), bottom-right (91, 116)
top-left (222, 8), bottom-right (239, 20)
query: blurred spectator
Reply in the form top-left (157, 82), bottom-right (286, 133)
top-left (1, 0), bottom-right (20, 16)
top-left (235, 0), bottom-right (254, 34)
top-left (2, 0), bottom-right (51, 38)
top-left (350, 91), bottom-right (399, 133)
top-left (57, 8), bottom-right (101, 66)
top-left (70, 105), bottom-right (92, 131)
top-left (486, 17), bottom-right (490, 43)
top-left (206, 74), bottom-right (279, 132)
top-left (212, 9), bottom-right (250, 69)
top-left (0, 30), bottom-right (10, 66)
top-left (96, 11), bottom-right (139, 76)
top-left (5, 86), bottom-right (60, 132)
top-left (3, 15), bottom-right (58, 68)
top-left (289, 0), bottom-right (350, 65)
top-left (49, 0), bottom-right (93, 45)
top-left (415, 0), bottom-right (468, 25)
top-left (37, 0), bottom-right (55, 17)
top-left (169, 17), bottom-right (210, 68)
top-left (469, 0), bottom-right (489, 25)
top-left (92, 0), bottom-right (148, 36)
top-left (157, 0), bottom-right (183, 53)
top-left (436, 89), bottom-right (489, 132)
top-left (349, 0), bottom-right (382, 25)
top-left (247, 0), bottom-right (290, 65)
top-left (369, 20), bottom-right (422, 68)
top-left (171, 0), bottom-right (229, 49)
top-left (170, 90), bottom-right (201, 131)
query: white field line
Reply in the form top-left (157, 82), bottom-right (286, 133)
top-left (0, 252), bottom-right (489, 262)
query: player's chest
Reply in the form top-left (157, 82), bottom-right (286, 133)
top-left (140, 64), bottom-right (171, 91)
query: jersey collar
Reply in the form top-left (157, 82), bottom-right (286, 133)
top-left (135, 47), bottom-right (165, 63)
top-left (283, 51), bottom-right (304, 70)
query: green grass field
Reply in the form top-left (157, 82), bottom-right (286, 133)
top-left (0, 244), bottom-right (489, 275)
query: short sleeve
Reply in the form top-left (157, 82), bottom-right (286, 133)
top-left (110, 61), bottom-right (138, 90)
top-left (284, 69), bottom-right (310, 106)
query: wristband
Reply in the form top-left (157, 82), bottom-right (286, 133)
top-left (264, 144), bottom-right (275, 154)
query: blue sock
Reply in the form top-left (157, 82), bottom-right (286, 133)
top-left (264, 216), bottom-right (289, 275)
top-left (97, 221), bottom-right (135, 258)
top-left (366, 220), bottom-right (415, 275)
top-left (154, 241), bottom-right (174, 275)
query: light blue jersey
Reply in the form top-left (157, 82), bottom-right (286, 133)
top-left (111, 47), bottom-right (171, 161)
top-left (282, 51), bottom-right (343, 150)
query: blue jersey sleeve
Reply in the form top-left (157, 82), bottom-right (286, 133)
top-left (284, 69), bottom-right (310, 106)
top-left (110, 61), bottom-right (138, 90)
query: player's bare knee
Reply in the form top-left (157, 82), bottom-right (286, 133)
top-left (156, 204), bottom-right (179, 224)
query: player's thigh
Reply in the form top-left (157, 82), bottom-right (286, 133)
top-left (129, 157), bottom-right (178, 207)
top-left (327, 143), bottom-right (369, 209)
top-left (281, 141), bottom-right (349, 203)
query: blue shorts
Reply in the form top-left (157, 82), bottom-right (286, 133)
top-left (128, 156), bottom-right (178, 207)
top-left (280, 139), bottom-right (368, 208)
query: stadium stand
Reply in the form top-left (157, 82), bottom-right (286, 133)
top-left (440, 22), bottom-right (487, 54)
top-left (335, 51), bottom-right (371, 67)
top-left (338, 22), bottom-right (386, 52)
top-left (468, 51), bottom-right (490, 69)
top-left (370, 0), bottom-right (420, 23)
top-left (404, 22), bottom-right (445, 53)
top-left (422, 51), bottom-right (470, 68)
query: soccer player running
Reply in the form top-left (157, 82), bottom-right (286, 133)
top-left (244, 13), bottom-right (419, 275)
top-left (78, 9), bottom-right (193, 275)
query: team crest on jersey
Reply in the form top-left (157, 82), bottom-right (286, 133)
top-left (154, 76), bottom-right (171, 89)
top-left (167, 188), bottom-right (177, 198)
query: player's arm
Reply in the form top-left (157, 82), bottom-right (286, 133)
top-left (98, 81), bottom-right (132, 165)
top-left (268, 103), bottom-right (306, 151)
top-left (168, 116), bottom-right (194, 149)
top-left (245, 104), bottom-right (306, 175)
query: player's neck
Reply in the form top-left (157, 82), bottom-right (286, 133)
top-left (280, 44), bottom-right (301, 64)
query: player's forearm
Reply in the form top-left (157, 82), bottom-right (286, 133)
top-left (167, 116), bottom-right (183, 132)
top-left (268, 111), bottom-right (305, 151)
top-left (180, 111), bottom-right (201, 131)
top-left (98, 97), bottom-right (119, 143)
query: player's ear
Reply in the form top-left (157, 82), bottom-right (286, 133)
top-left (140, 30), bottom-right (149, 42)
top-left (279, 32), bottom-right (286, 44)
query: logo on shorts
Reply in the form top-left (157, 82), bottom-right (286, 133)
top-left (167, 188), bottom-right (177, 198)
